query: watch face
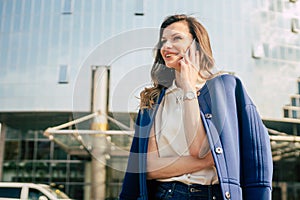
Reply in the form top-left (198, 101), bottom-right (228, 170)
top-left (185, 91), bottom-right (196, 100)
top-left (187, 92), bottom-right (195, 99)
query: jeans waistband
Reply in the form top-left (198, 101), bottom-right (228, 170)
top-left (157, 181), bottom-right (221, 194)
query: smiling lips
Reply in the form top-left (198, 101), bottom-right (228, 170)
top-left (163, 51), bottom-right (181, 60)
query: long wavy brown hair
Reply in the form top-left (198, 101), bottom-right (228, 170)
top-left (140, 14), bottom-right (216, 109)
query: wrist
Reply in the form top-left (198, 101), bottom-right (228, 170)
top-left (183, 91), bottom-right (197, 101)
top-left (181, 84), bottom-right (196, 93)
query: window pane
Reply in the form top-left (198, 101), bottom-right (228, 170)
top-left (62, 0), bottom-right (72, 14)
top-left (29, 188), bottom-right (45, 200)
top-left (53, 144), bottom-right (67, 160)
top-left (37, 141), bottom-right (50, 160)
top-left (0, 188), bottom-right (21, 198)
top-left (58, 64), bottom-right (69, 84)
top-left (4, 141), bottom-right (19, 160)
top-left (21, 140), bottom-right (34, 160)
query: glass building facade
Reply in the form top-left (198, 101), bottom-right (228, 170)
top-left (3, 127), bottom-right (87, 200)
top-left (0, 0), bottom-right (300, 199)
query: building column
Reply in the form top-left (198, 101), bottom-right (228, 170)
top-left (90, 66), bottom-right (109, 200)
top-left (84, 162), bottom-right (91, 200)
top-left (0, 123), bottom-right (6, 181)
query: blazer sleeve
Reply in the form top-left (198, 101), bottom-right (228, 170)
top-left (240, 104), bottom-right (273, 199)
top-left (236, 80), bottom-right (273, 200)
top-left (119, 110), bottom-right (147, 200)
top-left (119, 109), bottom-right (152, 200)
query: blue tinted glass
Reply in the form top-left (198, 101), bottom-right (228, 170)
top-left (24, 0), bottom-right (32, 16)
top-left (32, 14), bottom-right (40, 31)
top-left (292, 98), bottom-right (296, 106)
top-left (42, 14), bottom-right (50, 32)
top-left (27, 34), bottom-right (38, 66)
top-left (292, 110), bottom-right (297, 118)
top-left (1, 34), bottom-right (9, 66)
top-left (73, 14), bottom-right (80, 32)
top-left (59, 65), bottom-right (68, 83)
top-left (5, 0), bottom-right (13, 15)
top-left (21, 12), bottom-right (30, 32)
top-left (83, 14), bottom-right (91, 34)
top-left (61, 14), bottom-right (71, 31)
top-left (53, 0), bottom-right (61, 14)
top-left (135, 0), bottom-right (144, 15)
top-left (19, 32), bottom-right (29, 58)
top-left (283, 109), bottom-right (289, 118)
top-left (83, 0), bottom-right (91, 12)
top-left (63, 0), bottom-right (72, 14)
top-left (13, 15), bottom-right (21, 32)
top-left (0, 1), bottom-right (3, 16)
top-left (61, 30), bottom-right (70, 55)
top-left (39, 31), bottom-right (49, 66)
top-left (14, 0), bottom-right (22, 14)
top-left (3, 15), bottom-right (11, 32)
top-left (0, 188), bottom-right (21, 198)
top-left (93, 0), bottom-right (102, 13)
top-left (33, 0), bottom-right (42, 15)
top-left (10, 36), bottom-right (19, 67)
top-left (73, 0), bottom-right (82, 13)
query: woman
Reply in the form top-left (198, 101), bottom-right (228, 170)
top-left (120, 14), bottom-right (273, 200)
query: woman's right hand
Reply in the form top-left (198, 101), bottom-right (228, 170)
top-left (176, 39), bottom-right (200, 92)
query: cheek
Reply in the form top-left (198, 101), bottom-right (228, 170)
top-left (175, 43), bottom-right (188, 54)
top-left (160, 48), bottom-right (163, 56)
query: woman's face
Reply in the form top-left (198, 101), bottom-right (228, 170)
top-left (160, 21), bottom-right (193, 71)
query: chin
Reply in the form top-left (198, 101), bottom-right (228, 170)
top-left (165, 61), bottom-right (179, 70)
top-left (165, 63), bottom-right (180, 71)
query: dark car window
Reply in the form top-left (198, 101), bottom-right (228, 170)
top-left (0, 187), bottom-right (22, 198)
top-left (29, 188), bottom-right (48, 200)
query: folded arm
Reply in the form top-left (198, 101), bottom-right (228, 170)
top-left (147, 127), bottom-right (214, 180)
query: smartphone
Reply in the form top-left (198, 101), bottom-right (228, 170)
top-left (184, 38), bottom-right (196, 57)
top-left (184, 38), bottom-right (200, 71)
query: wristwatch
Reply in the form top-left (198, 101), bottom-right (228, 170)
top-left (183, 91), bottom-right (197, 101)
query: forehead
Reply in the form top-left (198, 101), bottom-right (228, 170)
top-left (162, 21), bottom-right (191, 38)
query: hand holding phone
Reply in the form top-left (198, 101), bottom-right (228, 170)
top-left (183, 38), bottom-right (200, 71)
top-left (177, 39), bottom-right (201, 92)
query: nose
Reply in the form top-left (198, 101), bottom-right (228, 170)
top-left (162, 40), bottom-right (172, 49)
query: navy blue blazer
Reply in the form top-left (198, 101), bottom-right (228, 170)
top-left (119, 74), bottom-right (273, 200)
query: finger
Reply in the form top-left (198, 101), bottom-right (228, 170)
top-left (190, 40), bottom-right (196, 63)
top-left (185, 52), bottom-right (198, 73)
top-left (179, 57), bottom-right (188, 69)
top-left (179, 58), bottom-right (189, 76)
top-left (195, 50), bottom-right (200, 71)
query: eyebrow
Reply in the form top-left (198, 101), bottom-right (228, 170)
top-left (161, 32), bottom-right (183, 40)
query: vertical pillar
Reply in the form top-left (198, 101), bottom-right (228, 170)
top-left (0, 123), bottom-right (6, 181)
top-left (84, 162), bottom-right (91, 200)
top-left (280, 182), bottom-right (287, 200)
top-left (91, 66), bottom-right (109, 200)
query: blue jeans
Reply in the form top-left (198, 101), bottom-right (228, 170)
top-left (154, 181), bottom-right (222, 200)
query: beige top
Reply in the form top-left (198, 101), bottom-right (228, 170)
top-left (154, 81), bottom-right (219, 185)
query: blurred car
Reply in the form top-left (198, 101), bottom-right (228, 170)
top-left (0, 182), bottom-right (72, 200)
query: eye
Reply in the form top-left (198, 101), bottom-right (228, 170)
top-left (160, 39), bottom-right (166, 44)
top-left (173, 35), bottom-right (183, 41)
